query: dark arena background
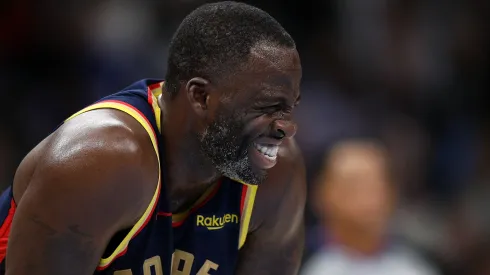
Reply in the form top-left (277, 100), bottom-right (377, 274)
top-left (1, 0), bottom-right (489, 274)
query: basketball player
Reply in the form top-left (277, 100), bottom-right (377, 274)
top-left (0, 2), bottom-right (306, 275)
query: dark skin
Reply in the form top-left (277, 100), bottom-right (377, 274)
top-left (6, 43), bottom-right (305, 275)
top-left (235, 138), bottom-right (306, 275)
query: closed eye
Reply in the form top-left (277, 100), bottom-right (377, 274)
top-left (254, 95), bottom-right (299, 114)
top-left (257, 105), bottom-right (282, 114)
top-left (261, 103), bottom-right (295, 114)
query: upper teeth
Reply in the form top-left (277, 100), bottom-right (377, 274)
top-left (254, 143), bottom-right (279, 159)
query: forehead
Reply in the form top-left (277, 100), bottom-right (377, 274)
top-left (327, 143), bottom-right (388, 179)
top-left (225, 43), bottom-right (301, 103)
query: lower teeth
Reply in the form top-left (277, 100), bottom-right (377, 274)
top-left (254, 144), bottom-right (276, 159)
top-left (260, 150), bottom-right (274, 158)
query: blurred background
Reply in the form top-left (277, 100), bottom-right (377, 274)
top-left (0, 0), bottom-right (488, 274)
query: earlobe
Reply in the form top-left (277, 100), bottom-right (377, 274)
top-left (186, 77), bottom-right (210, 116)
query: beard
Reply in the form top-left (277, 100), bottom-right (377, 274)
top-left (198, 111), bottom-right (266, 185)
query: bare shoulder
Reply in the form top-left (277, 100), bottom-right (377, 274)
top-left (250, 138), bottom-right (306, 232)
top-left (14, 108), bottom-right (159, 215)
top-left (7, 109), bottom-right (159, 275)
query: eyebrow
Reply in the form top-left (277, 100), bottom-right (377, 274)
top-left (255, 94), bottom-right (301, 105)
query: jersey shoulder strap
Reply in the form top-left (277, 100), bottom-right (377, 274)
top-left (236, 181), bottom-right (258, 249)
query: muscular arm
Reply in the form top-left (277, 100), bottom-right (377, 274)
top-left (235, 142), bottom-right (306, 275)
top-left (6, 110), bottom-right (158, 275)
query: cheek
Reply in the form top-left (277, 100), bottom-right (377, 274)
top-left (242, 114), bottom-right (273, 135)
top-left (207, 102), bottom-right (226, 124)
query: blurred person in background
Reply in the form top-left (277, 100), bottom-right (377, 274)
top-left (301, 139), bottom-right (439, 275)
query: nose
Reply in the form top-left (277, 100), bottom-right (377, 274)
top-left (271, 119), bottom-right (297, 140)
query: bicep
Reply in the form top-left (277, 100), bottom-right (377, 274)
top-left (6, 120), bottom-right (157, 275)
top-left (6, 192), bottom-right (104, 274)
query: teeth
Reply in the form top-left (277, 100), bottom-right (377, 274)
top-left (254, 143), bottom-right (279, 160)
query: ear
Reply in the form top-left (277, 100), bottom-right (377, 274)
top-left (186, 77), bottom-right (211, 117)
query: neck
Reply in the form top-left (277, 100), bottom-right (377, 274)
top-left (328, 221), bottom-right (386, 255)
top-left (159, 94), bottom-right (221, 213)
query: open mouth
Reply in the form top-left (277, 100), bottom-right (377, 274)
top-left (253, 143), bottom-right (279, 161)
top-left (248, 141), bottom-right (280, 170)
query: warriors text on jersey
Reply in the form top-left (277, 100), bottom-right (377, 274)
top-left (0, 79), bottom-right (258, 275)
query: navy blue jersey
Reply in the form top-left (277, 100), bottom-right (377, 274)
top-left (0, 79), bottom-right (258, 275)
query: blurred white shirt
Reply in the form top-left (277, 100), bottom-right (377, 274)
top-left (301, 244), bottom-right (439, 275)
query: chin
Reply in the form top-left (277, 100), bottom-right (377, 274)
top-left (237, 168), bottom-right (268, 185)
top-left (218, 161), bottom-right (267, 186)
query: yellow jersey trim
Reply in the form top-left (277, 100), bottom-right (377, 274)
top-left (147, 82), bottom-right (232, 227)
top-left (231, 178), bottom-right (260, 187)
top-left (65, 100), bottom-right (161, 270)
top-left (238, 185), bottom-right (258, 249)
top-left (148, 82), bottom-right (163, 131)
